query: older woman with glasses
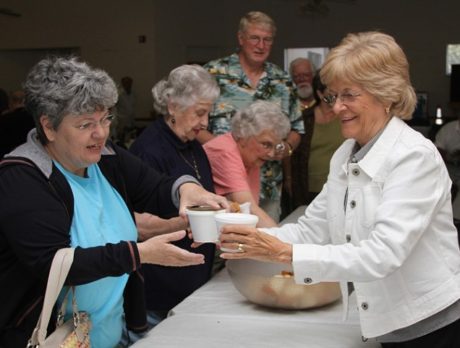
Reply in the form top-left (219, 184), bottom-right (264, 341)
top-left (129, 64), bottom-right (221, 329)
top-left (201, 11), bottom-right (303, 224)
top-left (0, 57), bottom-right (227, 348)
top-left (219, 31), bottom-right (460, 347)
top-left (204, 100), bottom-right (290, 228)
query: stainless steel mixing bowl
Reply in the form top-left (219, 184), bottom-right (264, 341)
top-left (226, 259), bottom-right (341, 310)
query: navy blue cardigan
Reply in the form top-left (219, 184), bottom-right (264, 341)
top-left (130, 117), bottom-right (216, 311)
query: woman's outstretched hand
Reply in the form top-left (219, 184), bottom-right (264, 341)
top-left (137, 230), bottom-right (205, 266)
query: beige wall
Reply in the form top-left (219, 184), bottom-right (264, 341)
top-left (1, 0), bottom-right (459, 119)
top-left (152, 0), bottom-right (460, 118)
top-left (0, 0), bottom-right (156, 120)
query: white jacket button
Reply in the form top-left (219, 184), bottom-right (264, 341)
top-left (346, 234), bottom-right (351, 242)
top-left (350, 200), bottom-right (356, 208)
top-left (361, 302), bottom-right (369, 310)
top-left (352, 168), bottom-right (360, 176)
top-left (304, 277), bottom-right (313, 284)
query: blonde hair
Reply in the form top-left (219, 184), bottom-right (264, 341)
top-left (320, 31), bottom-right (416, 119)
top-left (238, 11), bottom-right (276, 36)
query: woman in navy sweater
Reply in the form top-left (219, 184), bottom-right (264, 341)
top-left (130, 65), bottom-right (220, 325)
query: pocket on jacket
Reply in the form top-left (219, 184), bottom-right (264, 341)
top-left (358, 185), bottom-right (382, 229)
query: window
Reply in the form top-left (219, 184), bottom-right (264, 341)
top-left (446, 44), bottom-right (460, 75)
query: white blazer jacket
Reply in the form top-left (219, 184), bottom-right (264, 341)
top-left (267, 117), bottom-right (460, 338)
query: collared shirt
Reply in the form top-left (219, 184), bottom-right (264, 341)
top-left (204, 53), bottom-right (304, 200)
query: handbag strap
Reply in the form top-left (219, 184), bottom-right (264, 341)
top-left (28, 248), bottom-right (75, 346)
top-left (56, 286), bottom-right (81, 327)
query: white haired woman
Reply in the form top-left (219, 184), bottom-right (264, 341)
top-left (129, 64), bottom-right (220, 328)
top-left (204, 100), bottom-right (290, 227)
top-left (218, 32), bottom-right (460, 347)
top-left (0, 57), bottom-right (227, 348)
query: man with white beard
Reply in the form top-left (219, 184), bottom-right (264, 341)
top-left (281, 58), bottom-right (316, 217)
top-left (290, 58), bottom-right (316, 110)
top-left (282, 58), bottom-right (343, 217)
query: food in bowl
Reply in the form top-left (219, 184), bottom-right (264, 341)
top-left (229, 201), bottom-right (241, 213)
top-left (226, 259), bottom-right (341, 309)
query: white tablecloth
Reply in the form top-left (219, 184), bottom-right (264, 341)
top-left (132, 270), bottom-right (378, 348)
top-left (170, 270), bottom-right (359, 325)
top-left (131, 206), bottom-right (380, 347)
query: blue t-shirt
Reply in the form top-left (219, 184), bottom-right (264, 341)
top-left (55, 162), bottom-right (137, 348)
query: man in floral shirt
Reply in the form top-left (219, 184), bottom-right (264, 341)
top-left (198, 11), bottom-right (304, 222)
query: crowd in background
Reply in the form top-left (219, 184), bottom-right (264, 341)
top-left (1, 10), bottom-right (460, 348)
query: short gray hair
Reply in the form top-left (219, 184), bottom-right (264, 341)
top-left (289, 57), bottom-right (316, 76)
top-left (24, 56), bottom-right (118, 144)
top-left (239, 11), bottom-right (276, 36)
top-left (152, 64), bottom-right (220, 115)
top-left (231, 100), bottom-right (290, 139)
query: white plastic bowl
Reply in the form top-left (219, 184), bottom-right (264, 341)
top-left (214, 212), bottom-right (259, 226)
top-left (215, 213), bottom-right (259, 252)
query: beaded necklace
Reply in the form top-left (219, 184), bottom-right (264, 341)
top-left (178, 149), bottom-right (201, 180)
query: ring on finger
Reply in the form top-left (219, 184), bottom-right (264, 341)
top-left (237, 243), bottom-right (245, 253)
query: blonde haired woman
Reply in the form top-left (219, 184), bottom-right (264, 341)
top-left (218, 32), bottom-right (460, 347)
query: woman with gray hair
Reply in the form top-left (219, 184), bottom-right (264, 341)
top-left (204, 100), bottom-right (290, 227)
top-left (0, 57), bottom-right (227, 347)
top-left (129, 64), bottom-right (221, 326)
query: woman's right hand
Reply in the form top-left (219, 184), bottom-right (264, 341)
top-left (137, 230), bottom-right (205, 266)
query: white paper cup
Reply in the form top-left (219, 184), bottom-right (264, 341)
top-left (186, 206), bottom-right (225, 243)
top-left (215, 213), bottom-right (259, 252)
top-left (239, 202), bottom-right (251, 214)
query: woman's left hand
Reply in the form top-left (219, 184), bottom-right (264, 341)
top-left (178, 183), bottom-right (229, 219)
top-left (135, 213), bottom-right (188, 241)
top-left (219, 225), bottom-right (293, 264)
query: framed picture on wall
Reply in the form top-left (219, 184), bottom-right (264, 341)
top-left (284, 47), bottom-right (330, 72)
top-left (413, 91), bottom-right (428, 119)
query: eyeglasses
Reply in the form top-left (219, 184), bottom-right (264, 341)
top-left (74, 114), bottom-right (115, 131)
top-left (256, 139), bottom-right (285, 153)
top-left (245, 35), bottom-right (274, 46)
top-left (292, 72), bottom-right (313, 81)
top-left (322, 90), bottom-right (362, 107)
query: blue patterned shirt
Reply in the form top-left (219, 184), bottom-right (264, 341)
top-left (204, 53), bottom-right (304, 200)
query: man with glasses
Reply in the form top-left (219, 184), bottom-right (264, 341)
top-left (199, 11), bottom-right (304, 223)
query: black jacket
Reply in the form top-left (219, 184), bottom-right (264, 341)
top-left (0, 131), bottom-right (177, 347)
